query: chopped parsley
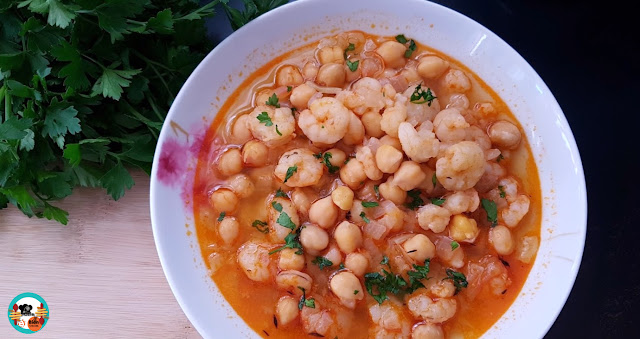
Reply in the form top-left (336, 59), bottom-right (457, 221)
top-left (444, 269), bottom-right (468, 295)
top-left (432, 173), bottom-right (437, 187)
top-left (346, 59), bottom-right (359, 72)
top-left (404, 189), bottom-right (424, 210)
top-left (451, 241), bottom-right (460, 251)
top-left (217, 212), bottom-right (226, 221)
top-left (269, 231), bottom-right (303, 255)
top-left (275, 188), bottom-right (287, 198)
top-left (374, 185), bottom-right (380, 199)
top-left (481, 198), bottom-right (498, 227)
top-left (498, 185), bottom-right (506, 198)
top-left (404, 39), bottom-right (417, 58)
top-left (251, 220), bottom-right (269, 234)
top-left (287, 86), bottom-right (292, 92)
top-left (298, 287), bottom-right (315, 309)
top-left (344, 43), bottom-right (355, 59)
top-left (497, 153), bottom-right (504, 162)
top-left (380, 256), bottom-right (390, 266)
top-left (276, 211), bottom-right (296, 230)
top-left (313, 152), bottom-right (322, 159)
top-left (257, 111), bottom-right (273, 126)
top-left (359, 211), bottom-right (370, 224)
top-left (406, 259), bottom-right (431, 293)
top-left (395, 34), bottom-right (408, 44)
top-left (364, 270), bottom-right (407, 304)
top-left (354, 290), bottom-right (359, 295)
top-left (361, 201), bottom-right (379, 208)
top-left (266, 93), bottom-right (280, 107)
top-left (321, 152), bottom-right (340, 174)
top-left (339, 263), bottom-right (345, 269)
top-left (271, 201), bottom-right (283, 212)
top-left (284, 165), bottom-right (298, 183)
top-left (410, 83), bottom-right (437, 106)
top-left (312, 256), bottom-right (333, 270)
top-left (275, 125), bottom-right (282, 136)
top-left (430, 198), bottom-right (446, 206)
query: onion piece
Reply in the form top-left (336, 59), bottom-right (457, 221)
top-left (305, 81), bottom-right (342, 94)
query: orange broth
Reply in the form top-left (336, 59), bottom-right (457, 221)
top-left (193, 32), bottom-right (541, 338)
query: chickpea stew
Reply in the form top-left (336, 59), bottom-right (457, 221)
top-left (193, 31), bottom-right (541, 339)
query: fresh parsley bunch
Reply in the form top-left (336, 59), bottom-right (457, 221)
top-left (0, 0), bottom-right (286, 225)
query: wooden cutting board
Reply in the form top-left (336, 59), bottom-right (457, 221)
top-left (0, 171), bottom-right (201, 338)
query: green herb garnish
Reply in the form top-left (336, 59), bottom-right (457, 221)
top-left (346, 59), bottom-right (359, 72)
top-left (497, 153), bottom-right (504, 162)
top-left (284, 165), bottom-right (297, 183)
top-left (222, 0), bottom-right (288, 31)
top-left (274, 188), bottom-right (287, 198)
top-left (287, 86), bottom-right (292, 92)
top-left (374, 185), bottom-right (380, 199)
top-left (498, 185), bottom-right (506, 198)
top-left (444, 268), bottom-right (468, 295)
top-left (265, 93), bottom-right (280, 107)
top-left (451, 241), bottom-right (460, 251)
top-left (359, 211), bottom-right (370, 224)
top-left (404, 189), bottom-right (424, 210)
top-left (312, 256), bottom-right (333, 270)
top-left (276, 211), bottom-right (296, 230)
top-left (320, 152), bottom-right (339, 174)
top-left (380, 256), bottom-right (389, 266)
top-left (432, 173), bottom-right (437, 187)
top-left (430, 198), bottom-right (446, 206)
top-left (395, 34), bottom-right (408, 44)
top-left (217, 211), bottom-right (226, 221)
top-left (404, 39), bottom-right (417, 58)
top-left (364, 269), bottom-right (407, 304)
top-left (410, 84), bottom-right (436, 106)
top-left (269, 231), bottom-right (303, 255)
top-left (257, 111), bottom-right (273, 126)
top-left (297, 287), bottom-right (315, 309)
top-left (361, 201), bottom-right (379, 208)
top-left (406, 259), bottom-right (431, 293)
top-left (343, 42), bottom-right (355, 59)
top-left (275, 124), bottom-right (282, 136)
top-left (481, 198), bottom-right (498, 227)
top-left (251, 220), bottom-right (269, 234)
top-left (271, 201), bottom-right (283, 212)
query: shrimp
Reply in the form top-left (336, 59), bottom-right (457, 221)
top-left (298, 97), bottom-right (350, 144)
top-left (446, 93), bottom-right (469, 110)
top-left (398, 121), bottom-right (440, 163)
top-left (236, 241), bottom-right (274, 282)
top-left (407, 292), bottom-right (457, 324)
top-left (380, 94), bottom-right (408, 137)
top-left (465, 126), bottom-right (491, 150)
top-left (412, 322), bottom-right (444, 339)
top-left (501, 194), bottom-right (530, 228)
top-left (466, 255), bottom-right (511, 298)
top-left (433, 236), bottom-right (465, 268)
top-left (432, 108), bottom-right (469, 143)
top-left (276, 270), bottom-right (313, 295)
top-left (430, 279), bottom-right (456, 298)
top-left (416, 204), bottom-right (451, 233)
top-left (343, 112), bottom-right (365, 145)
top-left (269, 197), bottom-right (300, 240)
top-left (247, 105), bottom-right (296, 146)
top-left (442, 69), bottom-right (471, 92)
top-left (403, 85), bottom-right (440, 126)
top-left (475, 162), bottom-right (506, 193)
top-left (368, 301), bottom-right (412, 339)
top-left (274, 149), bottom-right (323, 187)
top-left (301, 304), bottom-right (335, 337)
top-left (435, 141), bottom-right (486, 191)
top-left (336, 77), bottom-right (386, 115)
top-left (355, 145), bottom-right (383, 180)
top-left (442, 188), bottom-right (480, 214)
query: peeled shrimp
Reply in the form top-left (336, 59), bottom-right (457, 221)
top-left (369, 301), bottom-right (411, 339)
top-left (380, 94), bottom-right (408, 137)
top-left (237, 241), bottom-right (274, 282)
top-left (407, 292), bottom-right (457, 323)
top-left (435, 141), bottom-right (486, 191)
top-left (433, 235), bottom-right (465, 268)
top-left (442, 188), bottom-right (480, 214)
top-left (355, 145), bottom-right (383, 180)
top-left (398, 121), bottom-right (440, 163)
top-left (501, 194), bottom-right (530, 228)
top-left (298, 97), bottom-right (350, 144)
top-left (403, 85), bottom-right (440, 126)
top-left (336, 77), bottom-right (386, 115)
top-left (248, 105), bottom-right (296, 146)
top-left (269, 197), bottom-right (300, 240)
top-left (301, 305), bottom-right (335, 337)
top-left (466, 255), bottom-right (511, 298)
top-left (416, 204), bottom-right (451, 233)
top-left (433, 108), bottom-right (469, 143)
top-left (274, 149), bottom-right (323, 187)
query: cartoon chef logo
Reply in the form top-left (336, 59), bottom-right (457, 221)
top-left (8, 293), bottom-right (49, 334)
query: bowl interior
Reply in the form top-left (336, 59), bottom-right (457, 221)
top-left (150, 0), bottom-right (587, 337)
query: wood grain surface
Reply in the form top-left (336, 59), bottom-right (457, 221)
top-left (0, 171), bottom-right (201, 338)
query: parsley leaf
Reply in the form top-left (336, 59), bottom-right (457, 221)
top-left (222, 0), bottom-right (288, 30)
top-left (319, 152), bottom-right (339, 174)
top-left (312, 256), bottom-right (333, 270)
top-left (481, 198), bottom-right (498, 227)
top-left (430, 197), bottom-right (445, 206)
top-left (406, 259), bottom-right (431, 293)
top-left (217, 212), bottom-right (226, 221)
top-left (359, 211), bottom-right (370, 223)
top-left (380, 256), bottom-right (389, 266)
top-left (284, 165), bottom-right (297, 183)
top-left (346, 59), bottom-right (359, 72)
top-left (451, 241), bottom-right (460, 251)
top-left (404, 189), bottom-right (424, 210)
top-left (374, 185), bottom-right (380, 199)
top-left (257, 111), bottom-right (273, 126)
top-left (266, 93), bottom-right (280, 107)
top-left (251, 220), bottom-right (269, 234)
top-left (497, 153), bottom-right (504, 162)
top-left (444, 268), bottom-right (468, 295)
top-left (91, 68), bottom-right (141, 100)
top-left (432, 173), bottom-right (437, 187)
top-left (404, 39), bottom-right (417, 58)
top-left (498, 185), bottom-right (506, 198)
top-left (274, 188), bottom-right (287, 198)
top-left (271, 201), bottom-right (283, 212)
top-left (344, 42), bottom-right (355, 59)
top-left (287, 85), bottom-right (292, 92)
top-left (275, 124), bottom-right (282, 136)
top-left (364, 269), bottom-right (407, 304)
top-left (277, 211), bottom-right (296, 230)
top-left (410, 83), bottom-right (437, 106)
top-left (395, 34), bottom-right (408, 44)
top-left (361, 201), bottom-right (379, 208)
top-left (297, 287), bottom-right (316, 309)
top-left (269, 231), bottom-right (303, 255)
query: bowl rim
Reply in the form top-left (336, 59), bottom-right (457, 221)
top-left (150, 0), bottom-right (587, 337)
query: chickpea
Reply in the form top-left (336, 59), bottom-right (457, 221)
top-left (378, 204), bottom-right (405, 232)
top-left (309, 196), bottom-right (339, 229)
top-left (209, 188), bottom-right (238, 214)
top-left (276, 270), bottom-right (312, 295)
top-left (489, 225), bottom-right (515, 255)
top-left (242, 140), bottom-right (268, 167)
top-left (330, 271), bottom-right (364, 303)
top-left (331, 186), bottom-right (354, 210)
top-left (378, 176), bottom-right (407, 205)
top-left (226, 174), bottom-right (254, 199)
top-left (302, 61), bottom-right (319, 80)
top-left (323, 245), bottom-right (342, 267)
top-left (349, 199), bottom-right (367, 225)
top-left (290, 83), bottom-right (317, 110)
top-left (380, 135), bottom-right (402, 151)
top-left (344, 252), bottom-right (368, 276)
top-left (340, 159), bottom-right (367, 189)
top-left (361, 111), bottom-right (384, 138)
top-left (218, 217), bottom-right (239, 245)
top-left (400, 68), bottom-right (422, 84)
top-left (291, 188), bottom-right (312, 216)
top-left (412, 323), bottom-right (444, 339)
top-left (231, 115), bottom-right (252, 143)
top-left (299, 224), bottom-right (329, 253)
top-left (218, 148), bottom-right (243, 177)
top-left (393, 161), bottom-right (427, 191)
top-left (334, 221), bottom-right (363, 254)
top-left (316, 63), bottom-right (346, 87)
top-left (276, 296), bottom-right (299, 326)
top-left (279, 248), bottom-right (305, 271)
top-left (449, 214), bottom-right (479, 243)
top-left (276, 65), bottom-right (304, 87)
top-left (317, 45), bottom-right (344, 64)
top-left (417, 55), bottom-right (450, 79)
top-left (255, 89), bottom-right (273, 106)
top-left (488, 121), bottom-right (522, 149)
top-left (375, 144), bottom-right (403, 173)
top-left (402, 234), bottom-right (435, 263)
top-left (325, 148), bottom-right (347, 168)
top-left (376, 41), bottom-right (407, 69)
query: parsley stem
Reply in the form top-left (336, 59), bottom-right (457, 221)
top-left (4, 90), bottom-right (11, 121)
top-left (0, 86), bottom-right (6, 118)
top-left (176, 0), bottom-right (222, 21)
top-left (146, 96), bottom-right (165, 121)
top-left (81, 53), bottom-right (106, 69)
top-left (131, 50), bottom-right (177, 73)
top-left (132, 51), bottom-right (175, 101)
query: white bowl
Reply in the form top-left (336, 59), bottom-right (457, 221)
top-left (150, 0), bottom-right (587, 337)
